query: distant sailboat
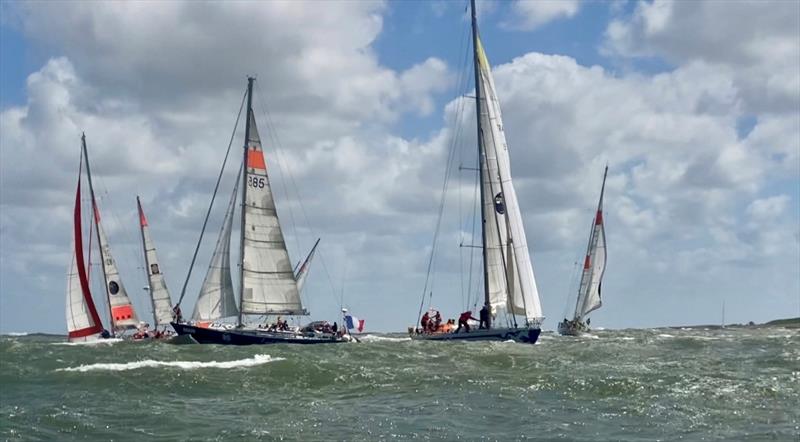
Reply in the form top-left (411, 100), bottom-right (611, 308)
top-left (171, 77), bottom-right (350, 345)
top-left (409, 0), bottom-right (543, 343)
top-left (67, 134), bottom-right (142, 340)
top-left (136, 197), bottom-right (176, 334)
top-left (558, 166), bottom-right (608, 336)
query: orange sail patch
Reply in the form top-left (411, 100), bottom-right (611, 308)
top-left (112, 305), bottom-right (134, 322)
top-left (247, 149), bottom-right (266, 170)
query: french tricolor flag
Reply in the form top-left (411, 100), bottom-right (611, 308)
top-left (345, 315), bottom-right (365, 333)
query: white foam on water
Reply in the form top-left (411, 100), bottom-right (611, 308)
top-left (581, 333), bottom-right (600, 339)
top-left (658, 333), bottom-right (675, 338)
top-left (52, 338), bottom-right (124, 346)
top-left (57, 354), bottom-right (283, 372)
top-left (5, 332), bottom-right (29, 336)
top-left (360, 334), bottom-right (411, 343)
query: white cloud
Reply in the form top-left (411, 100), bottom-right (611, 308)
top-left (504, 0), bottom-right (581, 30)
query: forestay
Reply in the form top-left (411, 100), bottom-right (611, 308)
top-left (95, 209), bottom-right (140, 329)
top-left (137, 199), bottom-right (175, 327)
top-left (239, 110), bottom-right (306, 316)
top-left (475, 36), bottom-right (543, 321)
top-left (193, 173), bottom-right (240, 322)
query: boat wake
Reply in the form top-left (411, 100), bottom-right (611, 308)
top-left (57, 354), bottom-right (283, 372)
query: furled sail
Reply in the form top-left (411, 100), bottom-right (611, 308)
top-left (294, 238), bottom-right (320, 293)
top-left (239, 109), bottom-right (306, 315)
top-left (475, 35), bottom-right (543, 321)
top-left (94, 207), bottom-right (140, 329)
top-left (193, 174), bottom-right (240, 322)
top-left (137, 198), bottom-right (175, 327)
top-left (66, 176), bottom-right (105, 342)
top-left (575, 168), bottom-right (608, 320)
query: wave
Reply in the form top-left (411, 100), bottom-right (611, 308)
top-left (52, 338), bottom-right (124, 346)
top-left (359, 334), bottom-right (411, 343)
top-left (4, 332), bottom-right (29, 336)
top-left (657, 333), bottom-right (675, 338)
top-left (57, 354), bottom-right (284, 372)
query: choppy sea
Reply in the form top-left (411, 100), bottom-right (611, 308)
top-left (1, 327), bottom-right (798, 441)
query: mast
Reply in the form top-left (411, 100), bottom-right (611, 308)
top-left (81, 133), bottom-right (114, 337)
top-left (136, 196), bottom-right (159, 326)
top-left (237, 77), bottom-right (255, 327)
top-left (471, 0), bottom-right (491, 329)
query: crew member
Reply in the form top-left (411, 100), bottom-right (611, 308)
top-left (479, 304), bottom-right (490, 329)
top-left (456, 311), bottom-right (478, 333)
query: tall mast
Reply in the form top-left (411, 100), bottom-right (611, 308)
top-left (81, 133), bottom-right (114, 336)
top-left (136, 196), bottom-right (159, 326)
top-left (237, 77), bottom-right (255, 327)
top-left (471, 0), bottom-right (491, 328)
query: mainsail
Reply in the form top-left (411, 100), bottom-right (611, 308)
top-left (137, 197), bottom-right (175, 327)
top-left (193, 173), bottom-right (240, 322)
top-left (574, 166), bottom-right (608, 321)
top-left (66, 170), bottom-right (105, 342)
top-left (94, 207), bottom-right (140, 329)
top-left (475, 34), bottom-right (543, 322)
top-left (239, 104), bottom-right (306, 316)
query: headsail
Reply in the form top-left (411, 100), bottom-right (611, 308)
top-left (193, 173), bottom-right (240, 322)
top-left (239, 100), bottom-right (306, 316)
top-left (475, 33), bottom-right (543, 321)
top-left (137, 197), bottom-right (175, 327)
top-left (294, 238), bottom-right (320, 293)
top-left (66, 171), bottom-right (105, 342)
top-left (574, 167), bottom-right (608, 321)
top-left (94, 207), bottom-right (140, 329)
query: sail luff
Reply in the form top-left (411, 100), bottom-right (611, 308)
top-left (294, 238), bottom-right (320, 293)
top-left (574, 166), bottom-right (608, 320)
top-left (137, 197), bottom-right (175, 327)
top-left (471, 0), bottom-right (492, 328)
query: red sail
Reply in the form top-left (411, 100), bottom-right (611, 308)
top-left (68, 179), bottom-right (104, 339)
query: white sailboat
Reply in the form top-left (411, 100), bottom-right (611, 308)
top-left (171, 77), bottom-right (349, 345)
top-left (66, 134), bottom-right (142, 340)
top-left (558, 166), bottom-right (608, 336)
top-left (410, 0), bottom-right (543, 343)
top-left (136, 197), bottom-right (176, 334)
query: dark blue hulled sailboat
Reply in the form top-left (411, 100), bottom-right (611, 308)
top-left (171, 78), bottom-right (349, 345)
top-left (409, 0), bottom-right (543, 344)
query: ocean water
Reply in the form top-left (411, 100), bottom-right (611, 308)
top-left (1, 327), bottom-right (798, 441)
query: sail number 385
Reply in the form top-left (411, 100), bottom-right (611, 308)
top-left (248, 176), bottom-right (266, 189)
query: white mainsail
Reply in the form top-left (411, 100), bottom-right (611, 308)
top-left (137, 198), bottom-right (175, 327)
top-left (66, 173), bottom-right (105, 342)
top-left (476, 36), bottom-right (543, 321)
top-left (193, 174), bottom-right (240, 322)
top-left (94, 208), bottom-right (140, 329)
top-left (574, 167), bottom-right (608, 321)
top-left (239, 110), bottom-right (306, 316)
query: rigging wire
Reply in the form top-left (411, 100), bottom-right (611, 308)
top-left (253, 81), bottom-right (343, 311)
top-left (417, 15), bottom-right (472, 325)
top-left (176, 88), bottom-right (247, 308)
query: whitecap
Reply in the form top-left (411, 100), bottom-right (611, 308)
top-left (52, 338), bottom-right (124, 346)
top-left (57, 354), bottom-right (283, 372)
top-left (657, 333), bottom-right (674, 338)
top-left (5, 332), bottom-right (29, 336)
top-left (359, 335), bottom-right (411, 343)
top-left (581, 334), bottom-right (600, 339)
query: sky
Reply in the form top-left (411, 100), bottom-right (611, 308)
top-left (0, 0), bottom-right (798, 334)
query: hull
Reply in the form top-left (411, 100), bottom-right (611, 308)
top-left (409, 326), bottom-right (540, 344)
top-left (557, 320), bottom-right (587, 336)
top-left (171, 322), bottom-right (349, 345)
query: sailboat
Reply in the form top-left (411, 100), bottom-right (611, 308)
top-left (136, 197), bottom-right (176, 337)
top-left (558, 166), bottom-right (608, 336)
top-left (409, 0), bottom-right (543, 343)
top-left (171, 77), bottom-right (350, 345)
top-left (66, 134), bottom-right (142, 341)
